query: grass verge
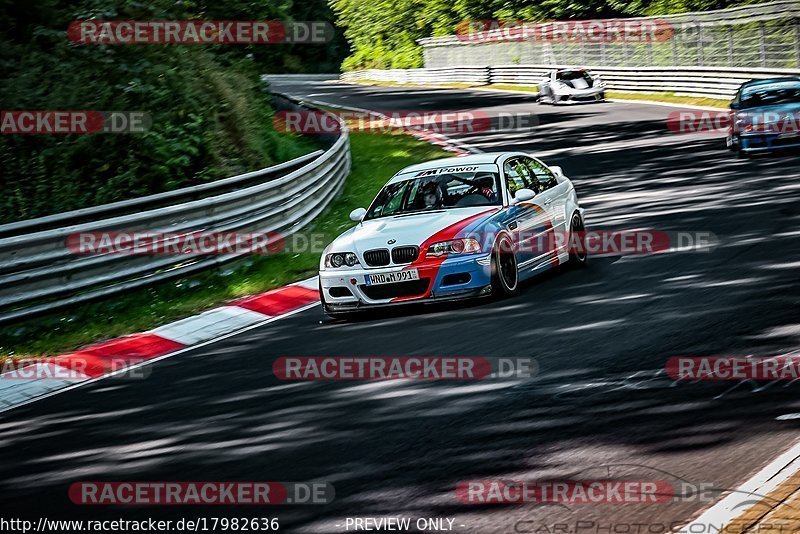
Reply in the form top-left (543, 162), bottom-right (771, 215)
top-left (606, 90), bottom-right (729, 108)
top-left (0, 132), bottom-right (451, 358)
top-left (484, 84), bottom-right (539, 93)
top-left (346, 80), bottom-right (731, 109)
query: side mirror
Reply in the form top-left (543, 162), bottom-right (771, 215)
top-left (349, 207), bottom-right (366, 222)
top-left (729, 102), bottom-right (739, 110)
top-left (511, 188), bottom-right (536, 205)
top-left (550, 165), bottom-right (564, 177)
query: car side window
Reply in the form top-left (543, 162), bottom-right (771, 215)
top-left (524, 157), bottom-right (558, 192)
top-left (504, 159), bottom-right (535, 197)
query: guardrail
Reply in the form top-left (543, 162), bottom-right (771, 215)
top-left (0, 94), bottom-right (350, 325)
top-left (341, 65), bottom-right (800, 99)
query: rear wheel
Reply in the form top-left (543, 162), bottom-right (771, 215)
top-left (491, 234), bottom-right (518, 297)
top-left (568, 213), bottom-right (588, 267)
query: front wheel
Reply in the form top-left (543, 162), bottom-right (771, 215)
top-left (491, 234), bottom-right (519, 297)
top-left (568, 213), bottom-right (588, 267)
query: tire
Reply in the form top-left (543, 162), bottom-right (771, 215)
top-left (568, 212), bottom-right (588, 267)
top-left (491, 234), bottom-right (519, 297)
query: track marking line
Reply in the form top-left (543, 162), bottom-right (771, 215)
top-left (0, 300), bottom-right (321, 416)
top-left (680, 440), bottom-right (800, 532)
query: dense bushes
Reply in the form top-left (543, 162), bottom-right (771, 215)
top-left (0, 0), bottom-right (333, 223)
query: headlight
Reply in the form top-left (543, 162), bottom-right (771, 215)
top-left (428, 238), bottom-right (481, 257)
top-left (325, 252), bottom-right (359, 268)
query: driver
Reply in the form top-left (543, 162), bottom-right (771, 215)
top-left (473, 174), bottom-right (497, 202)
top-left (421, 182), bottom-right (442, 208)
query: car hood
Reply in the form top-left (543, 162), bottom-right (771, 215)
top-left (331, 206), bottom-right (499, 256)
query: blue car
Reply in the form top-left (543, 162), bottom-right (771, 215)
top-left (728, 77), bottom-right (800, 157)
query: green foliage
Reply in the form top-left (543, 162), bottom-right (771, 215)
top-left (0, 0), bottom-right (332, 223)
top-left (332, 0), bottom-right (761, 70)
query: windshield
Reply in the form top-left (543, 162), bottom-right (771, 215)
top-left (557, 70), bottom-right (591, 82)
top-left (364, 169), bottom-right (502, 220)
top-left (740, 81), bottom-right (800, 109)
top-left (556, 70), bottom-right (594, 89)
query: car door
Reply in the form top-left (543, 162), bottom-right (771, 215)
top-left (524, 157), bottom-right (569, 258)
top-left (502, 157), bottom-right (554, 270)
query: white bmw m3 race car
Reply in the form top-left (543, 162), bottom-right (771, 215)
top-left (318, 152), bottom-right (586, 318)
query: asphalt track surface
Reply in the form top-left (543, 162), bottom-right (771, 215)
top-left (1, 79), bottom-right (800, 533)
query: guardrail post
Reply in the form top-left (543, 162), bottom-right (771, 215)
top-left (580, 38), bottom-right (586, 65)
top-left (671, 34), bottom-right (678, 66)
top-left (759, 21), bottom-right (767, 67)
top-left (727, 25), bottom-right (734, 67)
top-left (698, 25), bottom-right (704, 66)
top-left (795, 18), bottom-right (800, 67)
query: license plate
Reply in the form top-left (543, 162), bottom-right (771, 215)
top-left (365, 269), bottom-right (419, 286)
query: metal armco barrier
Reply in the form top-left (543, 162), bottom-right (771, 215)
top-left (420, 1), bottom-right (800, 69)
top-left (0, 94), bottom-right (350, 324)
top-left (341, 64), bottom-right (800, 99)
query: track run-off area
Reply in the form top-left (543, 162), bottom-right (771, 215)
top-left (1, 78), bottom-right (800, 533)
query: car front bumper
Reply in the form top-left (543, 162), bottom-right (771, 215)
top-left (739, 132), bottom-right (800, 153)
top-left (319, 253), bottom-right (493, 311)
top-left (555, 87), bottom-right (606, 103)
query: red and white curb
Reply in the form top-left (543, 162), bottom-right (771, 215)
top-left (0, 277), bottom-right (321, 414)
